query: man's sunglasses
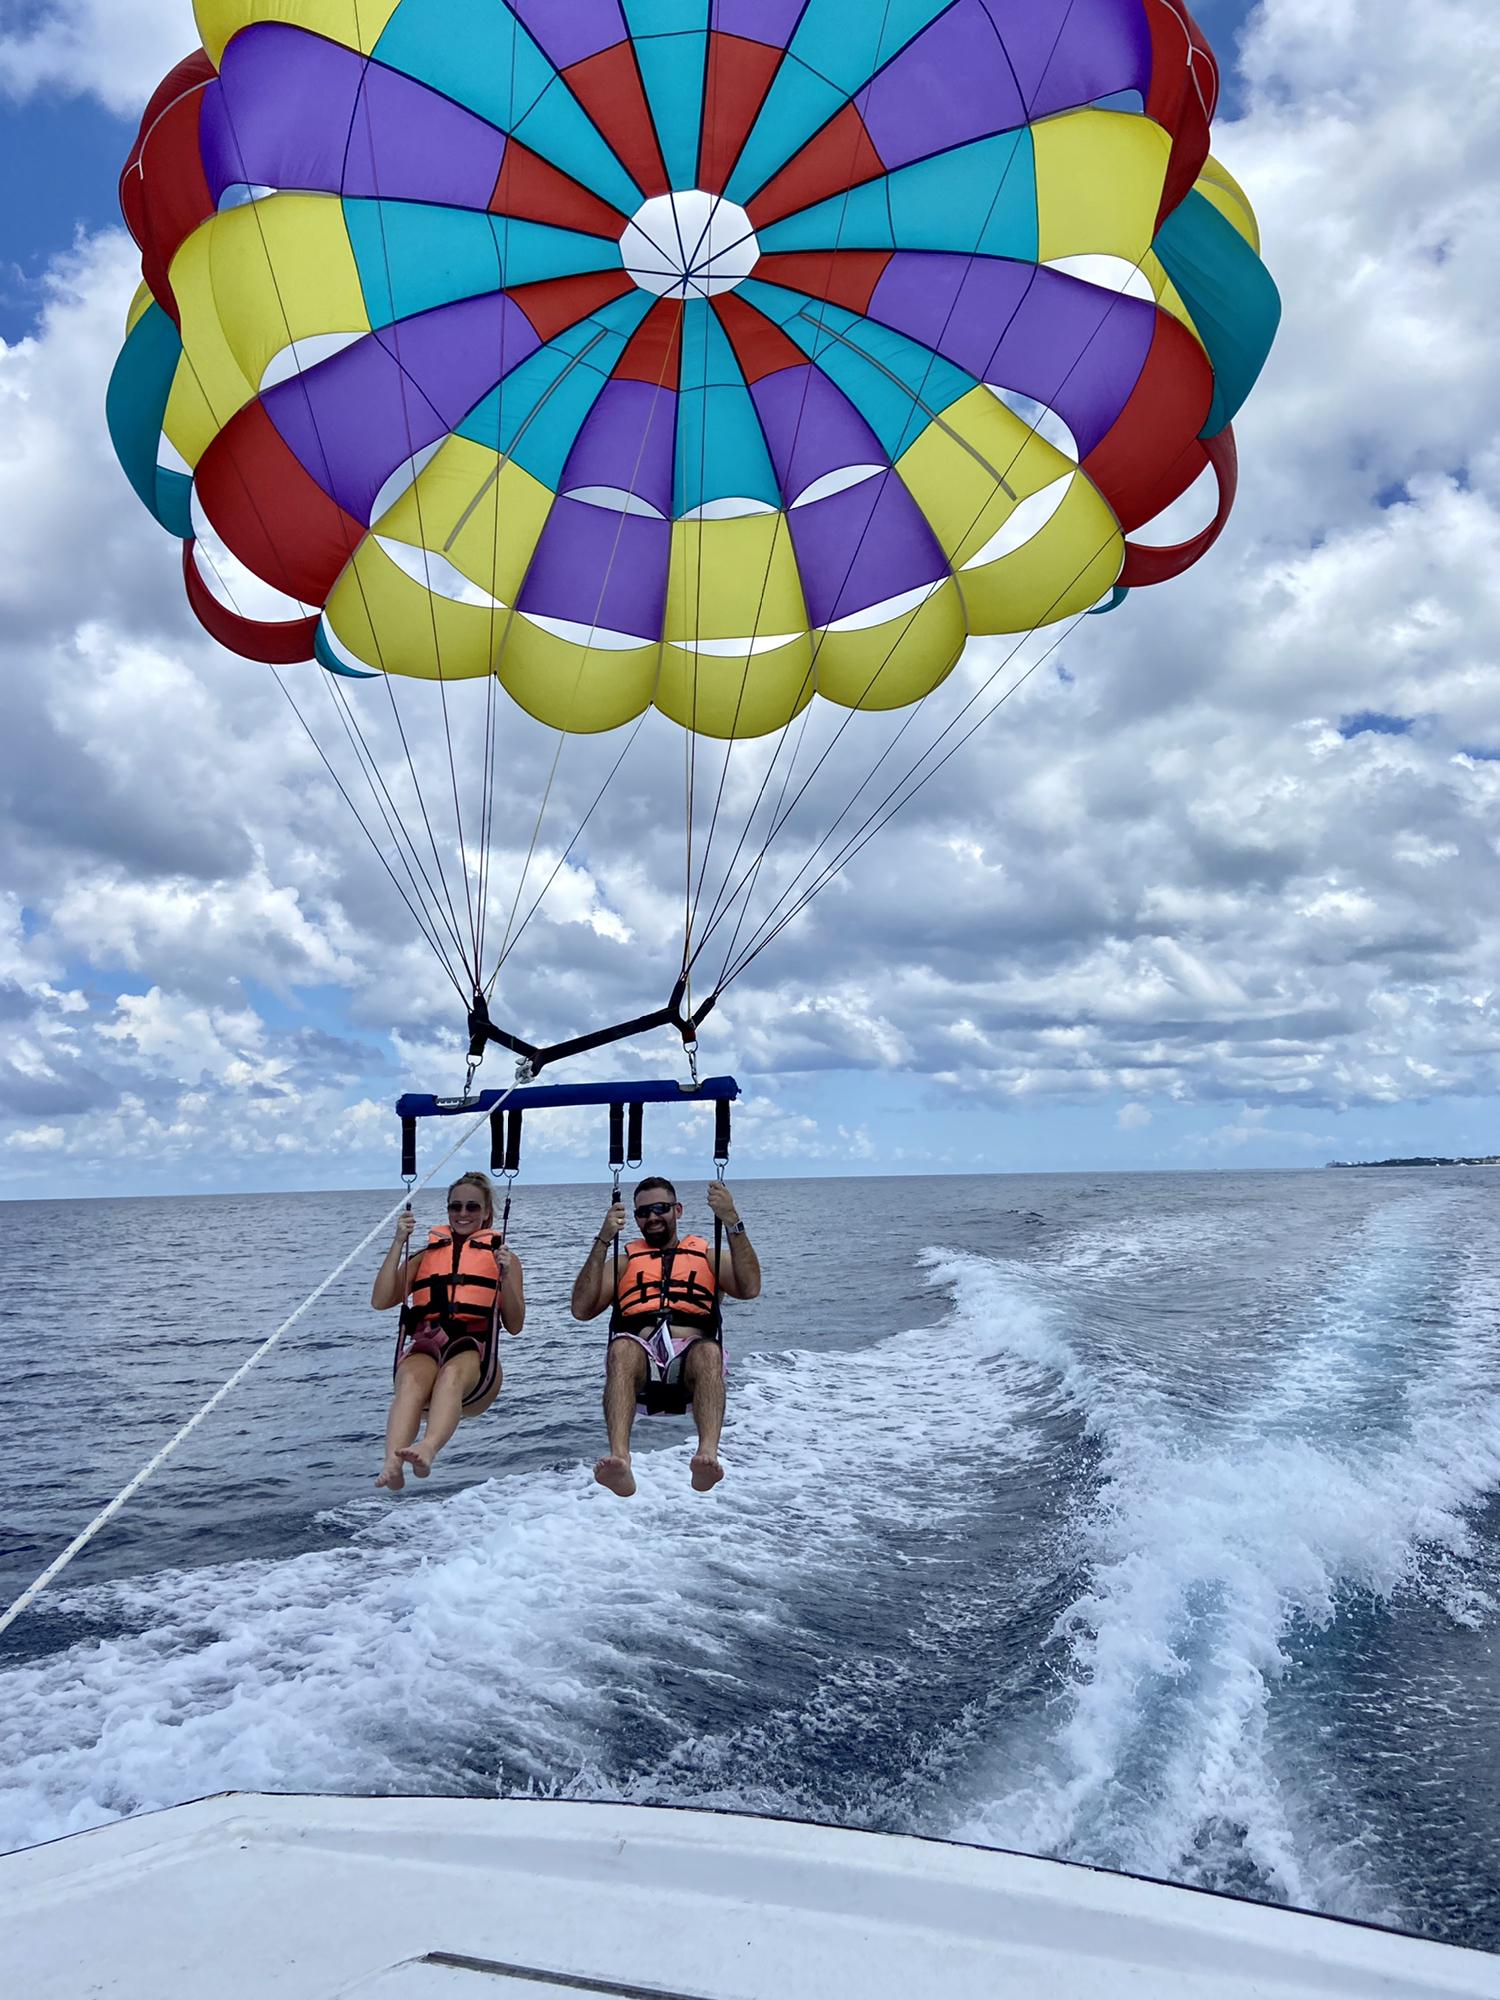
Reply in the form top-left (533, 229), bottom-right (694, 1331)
top-left (634, 1201), bottom-right (675, 1219)
top-left (448, 1199), bottom-right (484, 1213)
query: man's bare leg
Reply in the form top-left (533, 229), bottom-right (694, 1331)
top-left (596, 1340), bottom-right (646, 1496)
top-left (398, 1351), bottom-right (482, 1476)
top-left (378, 1355), bottom-right (438, 1490)
top-left (686, 1341), bottom-right (725, 1491)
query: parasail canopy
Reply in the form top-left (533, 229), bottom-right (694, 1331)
top-left (107, 0), bottom-right (1280, 1058)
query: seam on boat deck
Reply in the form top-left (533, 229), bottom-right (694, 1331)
top-left (424, 1952), bottom-right (719, 1999)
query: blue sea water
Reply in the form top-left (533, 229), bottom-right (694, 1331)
top-left (2, 1167), bottom-right (1498, 1955)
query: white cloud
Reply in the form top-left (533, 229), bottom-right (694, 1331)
top-left (0, 1), bottom-right (188, 117)
top-left (4, 1122), bottom-right (66, 1151)
top-left (2, 1), bottom-right (1500, 1187)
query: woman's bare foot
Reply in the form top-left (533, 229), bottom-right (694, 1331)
top-left (690, 1453), bottom-right (724, 1492)
top-left (376, 1456), bottom-right (406, 1492)
top-left (594, 1455), bottom-right (636, 1497)
top-left (397, 1444), bottom-right (434, 1478)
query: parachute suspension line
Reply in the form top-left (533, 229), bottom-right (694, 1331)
top-left (723, 605), bottom-right (1099, 988)
top-left (141, 266), bottom-right (478, 1004)
top-left (686, 541), bottom-right (945, 985)
top-left (474, 2), bottom-right (522, 989)
top-left (688, 0), bottom-right (979, 980)
top-left (320, 674), bottom-right (476, 979)
top-left (312, 676), bottom-right (471, 988)
top-left (490, 726), bottom-right (569, 984)
top-left (691, 70), bottom-right (1146, 989)
top-left (473, 645), bottom-right (501, 983)
top-left (709, 518), bottom-right (1117, 989)
top-left (369, 670), bottom-right (479, 985)
top-left (703, 223), bottom-right (1173, 990)
top-left (487, 708), bottom-right (653, 978)
top-left (677, 32), bottom-right (733, 986)
top-left (186, 530), bottom-right (468, 1000)
top-left (447, 320), bottom-right (621, 1002)
top-left (718, 529), bottom-right (1126, 990)
top-left (685, 4), bottom-right (1150, 1008)
top-left (199, 79), bottom-right (480, 988)
top-left (359, 98), bottom-right (484, 986)
top-left (691, 90), bottom-right (1043, 968)
top-left (480, 296), bottom-right (687, 999)
top-left (679, 0), bottom-right (905, 973)
top-left (0, 1089), bottom-right (511, 1644)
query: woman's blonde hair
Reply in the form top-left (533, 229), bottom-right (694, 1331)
top-left (447, 1170), bottom-right (495, 1224)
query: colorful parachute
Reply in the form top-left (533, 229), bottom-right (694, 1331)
top-left (109, 0), bottom-right (1279, 747)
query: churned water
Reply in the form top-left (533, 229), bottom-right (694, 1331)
top-left (2, 1167), bottom-right (1498, 1954)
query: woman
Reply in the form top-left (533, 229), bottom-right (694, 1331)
top-left (371, 1170), bottom-right (525, 1490)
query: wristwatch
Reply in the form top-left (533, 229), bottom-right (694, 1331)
top-left (727, 1220), bottom-right (747, 1237)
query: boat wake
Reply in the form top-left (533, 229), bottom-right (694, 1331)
top-left (3, 1183), bottom-right (1497, 1952)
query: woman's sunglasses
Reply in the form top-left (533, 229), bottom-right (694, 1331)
top-left (448, 1199), bottom-right (484, 1213)
top-left (634, 1201), bottom-right (674, 1219)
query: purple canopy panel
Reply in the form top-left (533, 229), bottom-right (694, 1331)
top-left (751, 364), bottom-right (890, 506)
top-left (984, 267), bottom-right (1157, 459)
top-left (558, 379), bottom-right (678, 518)
top-left (265, 340), bottom-right (448, 522)
top-left (202, 24), bottom-right (511, 208)
top-left (509, 0), bottom-right (629, 72)
top-left (866, 256), bottom-right (1155, 460)
top-left (856, 2), bottom-right (1027, 170)
top-left (343, 63), bottom-right (509, 207)
top-left (373, 291), bottom-right (540, 429)
top-left (265, 293), bottom-right (539, 520)
top-left (201, 24), bottom-right (364, 200)
top-left (711, 0), bottom-right (808, 49)
top-left (864, 253), bottom-right (1032, 371)
top-left (789, 470), bottom-right (948, 628)
top-left (517, 496), bottom-right (670, 640)
top-left (978, 0), bottom-right (1152, 119)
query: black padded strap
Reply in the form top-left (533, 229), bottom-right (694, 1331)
top-left (467, 979), bottom-right (718, 1078)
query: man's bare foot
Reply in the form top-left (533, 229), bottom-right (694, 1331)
top-left (690, 1453), bottom-right (724, 1492)
top-left (397, 1444), bottom-right (433, 1478)
top-left (375, 1456), bottom-right (405, 1492)
top-left (594, 1455), bottom-right (636, 1497)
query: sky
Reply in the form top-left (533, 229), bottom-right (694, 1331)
top-left (2, 0), bottom-right (1499, 1198)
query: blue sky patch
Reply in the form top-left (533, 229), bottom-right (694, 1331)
top-left (0, 92), bottom-right (134, 340)
top-left (1339, 711), bottom-right (1413, 740)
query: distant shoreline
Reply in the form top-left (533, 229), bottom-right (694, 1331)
top-left (1326, 1156), bottom-right (1500, 1169)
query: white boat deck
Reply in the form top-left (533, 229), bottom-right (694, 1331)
top-left (4, 1795), bottom-right (1497, 1999)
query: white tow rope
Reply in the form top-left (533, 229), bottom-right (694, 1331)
top-left (0, 1098), bottom-right (507, 1643)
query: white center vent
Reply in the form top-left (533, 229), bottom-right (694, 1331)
top-left (619, 190), bottom-right (759, 300)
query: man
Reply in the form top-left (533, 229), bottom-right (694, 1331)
top-left (571, 1175), bottom-right (760, 1497)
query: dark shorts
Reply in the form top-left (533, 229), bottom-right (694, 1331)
top-left (395, 1320), bottom-right (497, 1414)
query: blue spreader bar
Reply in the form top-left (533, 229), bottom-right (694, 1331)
top-left (397, 1075), bottom-right (740, 1119)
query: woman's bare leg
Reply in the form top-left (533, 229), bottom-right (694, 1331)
top-left (399, 1351), bottom-right (483, 1476)
top-left (378, 1355), bottom-right (438, 1490)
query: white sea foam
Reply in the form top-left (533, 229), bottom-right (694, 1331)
top-left (6, 1181), bottom-right (1497, 1942)
top-left (0, 1298), bottom-right (1038, 1855)
top-left (940, 1190), bottom-right (1500, 1922)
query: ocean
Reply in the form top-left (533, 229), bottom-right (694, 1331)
top-left (2, 1166), bottom-right (1498, 1954)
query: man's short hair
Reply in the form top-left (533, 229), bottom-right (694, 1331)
top-left (634, 1174), bottom-right (677, 1202)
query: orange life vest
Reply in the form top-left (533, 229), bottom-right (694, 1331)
top-left (610, 1233), bottom-right (721, 1341)
top-left (400, 1227), bottom-right (505, 1339)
